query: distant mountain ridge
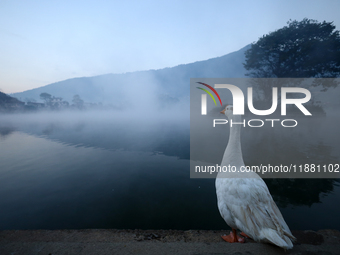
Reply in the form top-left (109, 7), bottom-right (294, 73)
top-left (0, 91), bottom-right (21, 103)
top-left (0, 91), bottom-right (25, 111)
top-left (12, 45), bottom-right (250, 106)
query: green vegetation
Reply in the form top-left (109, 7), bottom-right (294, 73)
top-left (244, 19), bottom-right (340, 98)
top-left (244, 18), bottom-right (340, 79)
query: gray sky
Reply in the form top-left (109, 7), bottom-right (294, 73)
top-left (1, 0), bottom-right (339, 93)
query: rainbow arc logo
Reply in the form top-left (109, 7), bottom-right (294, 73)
top-left (196, 82), bottom-right (222, 106)
top-left (196, 82), bottom-right (223, 115)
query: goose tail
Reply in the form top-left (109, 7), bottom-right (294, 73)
top-left (260, 228), bottom-right (295, 250)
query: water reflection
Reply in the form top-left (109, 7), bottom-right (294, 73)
top-left (1, 111), bottom-right (190, 159)
top-left (0, 131), bottom-right (191, 230)
top-left (266, 179), bottom-right (338, 207)
top-left (242, 117), bottom-right (340, 207)
top-left (0, 111), bottom-right (339, 230)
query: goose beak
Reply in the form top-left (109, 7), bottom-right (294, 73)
top-left (220, 105), bottom-right (227, 114)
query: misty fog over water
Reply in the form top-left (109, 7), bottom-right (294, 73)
top-left (0, 108), bottom-right (339, 230)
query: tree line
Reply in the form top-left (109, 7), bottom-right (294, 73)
top-left (243, 18), bottom-right (340, 109)
top-left (39, 93), bottom-right (85, 110)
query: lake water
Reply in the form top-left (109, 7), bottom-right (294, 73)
top-left (0, 110), bottom-right (339, 231)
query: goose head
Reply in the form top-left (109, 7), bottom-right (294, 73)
top-left (220, 105), bottom-right (233, 119)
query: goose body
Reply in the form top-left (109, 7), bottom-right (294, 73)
top-left (216, 105), bottom-right (295, 249)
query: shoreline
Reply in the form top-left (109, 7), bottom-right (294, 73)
top-left (1, 229), bottom-right (340, 255)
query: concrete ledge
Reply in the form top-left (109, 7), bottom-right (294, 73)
top-left (0, 229), bottom-right (340, 255)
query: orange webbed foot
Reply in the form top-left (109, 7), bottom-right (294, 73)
top-left (240, 232), bottom-right (251, 239)
top-left (221, 229), bottom-right (245, 243)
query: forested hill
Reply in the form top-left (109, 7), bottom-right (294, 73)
top-left (0, 91), bottom-right (25, 111)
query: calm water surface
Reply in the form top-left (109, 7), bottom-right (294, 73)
top-left (0, 111), bottom-right (339, 230)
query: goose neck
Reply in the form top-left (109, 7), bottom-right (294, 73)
top-left (221, 114), bottom-right (244, 167)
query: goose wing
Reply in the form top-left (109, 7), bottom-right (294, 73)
top-left (225, 178), bottom-right (295, 248)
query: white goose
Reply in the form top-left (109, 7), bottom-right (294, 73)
top-left (216, 105), bottom-right (295, 249)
